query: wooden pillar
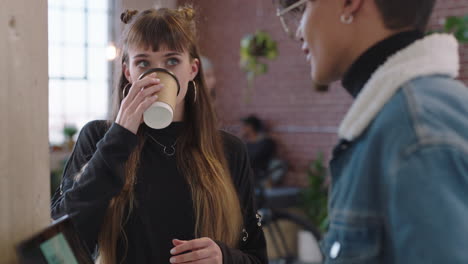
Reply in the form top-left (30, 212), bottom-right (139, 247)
top-left (0, 0), bottom-right (50, 263)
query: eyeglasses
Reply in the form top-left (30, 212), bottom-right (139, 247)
top-left (276, 0), bottom-right (308, 39)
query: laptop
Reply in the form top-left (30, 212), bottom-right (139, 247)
top-left (16, 215), bottom-right (94, 264)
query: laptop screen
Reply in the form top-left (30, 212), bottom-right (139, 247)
top-left (16, 215), bottom-right (94, 264)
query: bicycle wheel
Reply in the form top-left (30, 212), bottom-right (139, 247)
top-left (260, 208), bottom-right (323, 264)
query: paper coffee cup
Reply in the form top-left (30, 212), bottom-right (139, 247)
top-left (138, 68), bottom-right (180, 129)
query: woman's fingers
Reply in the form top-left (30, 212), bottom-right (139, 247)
top-left (170, 249), bottom-right (210, 263)
top-left (120, 76), bottom-right (159, 110)
top-left (171, 238), bottom-right (212, 254)
top-left (127, 83), bottom-right (163, 112)
top-left (170, 237), bottom-right (222, 263)
top-left (125, 73), bottom-right (160, 101)
top-left (116, 73), bottom-right (164, 134)
top-left (134, 95), bottom-right (159, 120)
top-left (171, 258), bottom-right (215, 264)
top-left (172, 239), bottom-right (187, 247)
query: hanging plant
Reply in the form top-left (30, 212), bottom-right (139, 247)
top-left (428, 15), bottom-right (468, 43)
top-left (240, 30), bottom-right (278, 102)
top-left (444, 16), bottom-right (468, 43)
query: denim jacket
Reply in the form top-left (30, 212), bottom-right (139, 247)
top-left (322, 34), bottom-right (468, 263)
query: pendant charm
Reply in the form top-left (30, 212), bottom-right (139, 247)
top-left (147, 134), bottom-right (177, 157)
top-left (164, 146), bottom-right (176, 156)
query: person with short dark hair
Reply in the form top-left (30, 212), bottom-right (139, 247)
top-left (274, 0), bottom-right (468, 263)
top-left (241, 115), bottom-right (277, 184)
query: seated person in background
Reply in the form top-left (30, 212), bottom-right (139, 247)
top-left (241, 115), bottom-right (277, 184)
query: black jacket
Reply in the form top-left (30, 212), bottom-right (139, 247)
top-left (51, 120), bottom-right (267, 264)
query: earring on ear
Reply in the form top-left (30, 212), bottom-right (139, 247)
top-left (122, 83), bottom-right (131, 98)
top-left (190, 80), bottom-right (197, 103)
top-left (340, 14), bottom-right (354, 24)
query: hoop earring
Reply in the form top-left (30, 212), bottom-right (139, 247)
top-left (340, 14), bottom-right (354, 24)
top-left (122, 83), bottom-right (131, 98)
top-left (191, 80), bottom-right (197, 103)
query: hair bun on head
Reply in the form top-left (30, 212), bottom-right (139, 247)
top-left (120, 9), bottom-right (139, 24)
top-left (177, 6), bottom-right (195, 21)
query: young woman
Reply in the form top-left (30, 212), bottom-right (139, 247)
top-left (51, 6), bottom-right (267, 264)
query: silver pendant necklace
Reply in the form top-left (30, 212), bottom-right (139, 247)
top-left (147, 134), bottom-right (178, 156)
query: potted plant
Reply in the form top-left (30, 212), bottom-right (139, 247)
top-left (298, 153), bottom-right (328, 263)
top-left (63, 124), bottom-right (78, 151)
top-left (302, 153), bottom-right (328, 231)
top-left (240, 30), bottom-right (278, 102)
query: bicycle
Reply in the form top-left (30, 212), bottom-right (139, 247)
top-left (255, 159), bottom-right (323, 264)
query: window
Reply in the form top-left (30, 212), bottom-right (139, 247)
top-left (48, 0), bottom-right (111, 144)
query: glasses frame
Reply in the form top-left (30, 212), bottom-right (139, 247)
top-left (276, 0), bottom-right (309, 39)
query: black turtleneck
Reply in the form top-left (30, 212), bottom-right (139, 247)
top-left (342, 30), bottom-right (423, 98)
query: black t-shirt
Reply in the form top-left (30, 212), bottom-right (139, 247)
top-left (51, 121), bottom-right (267, 264)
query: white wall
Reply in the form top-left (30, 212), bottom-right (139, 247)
top-left (0, 0), bottom-right (50, 263)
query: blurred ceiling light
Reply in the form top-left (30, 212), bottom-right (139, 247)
top-left (106, 43), bottom-right (117, 61)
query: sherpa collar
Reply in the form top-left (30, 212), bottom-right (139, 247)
top-left (338, 34), bottom-right (460, 141)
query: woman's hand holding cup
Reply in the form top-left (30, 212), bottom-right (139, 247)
top-left (116, 73), bottom-right (163, 134)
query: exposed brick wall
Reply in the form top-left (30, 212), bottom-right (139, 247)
top-left (430, 0), bottom-right (468, 84)
top-left (179, 0), bottom-right (468, 186)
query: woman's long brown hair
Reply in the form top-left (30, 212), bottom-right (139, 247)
top-left (93, 6), bottom-right (243, 264)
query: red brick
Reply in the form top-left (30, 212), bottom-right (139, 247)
top-left (179, 0), bottom-right (468, 186)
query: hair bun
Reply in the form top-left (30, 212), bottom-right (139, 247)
top-left (177, 6), bottom-right (195, 21)
top-left (120, 9), bottom-right (139, 24)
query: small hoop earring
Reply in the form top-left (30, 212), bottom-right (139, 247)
top-left (191, 80), bottom-right (197, 103)
top-left (122, 83), bottom-right (131, 98)
top-left (340, 14), bottom-right (354, 24)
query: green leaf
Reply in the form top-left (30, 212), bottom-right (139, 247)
top-left (442, 15), bottom-right (468, 43)
top-left (455, 28), bottom-right (468, 43)
top-left (258, 63), bottom-right (268, 75)
top-left (266, 44), bottom-right (278, 59)
top-left (445, 16), bottom-right (460, 32)
top-left (239, 30), bottom-right (279, 98)
top-left (63, 125), bottom-right (78, 138)
top-left (301, 152), bottom-right (328, 229)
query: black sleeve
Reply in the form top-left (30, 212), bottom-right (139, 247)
top-left (217, 133), bottom-right (268, 264)
top-left (51, 121), bottom-right (138, 252)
